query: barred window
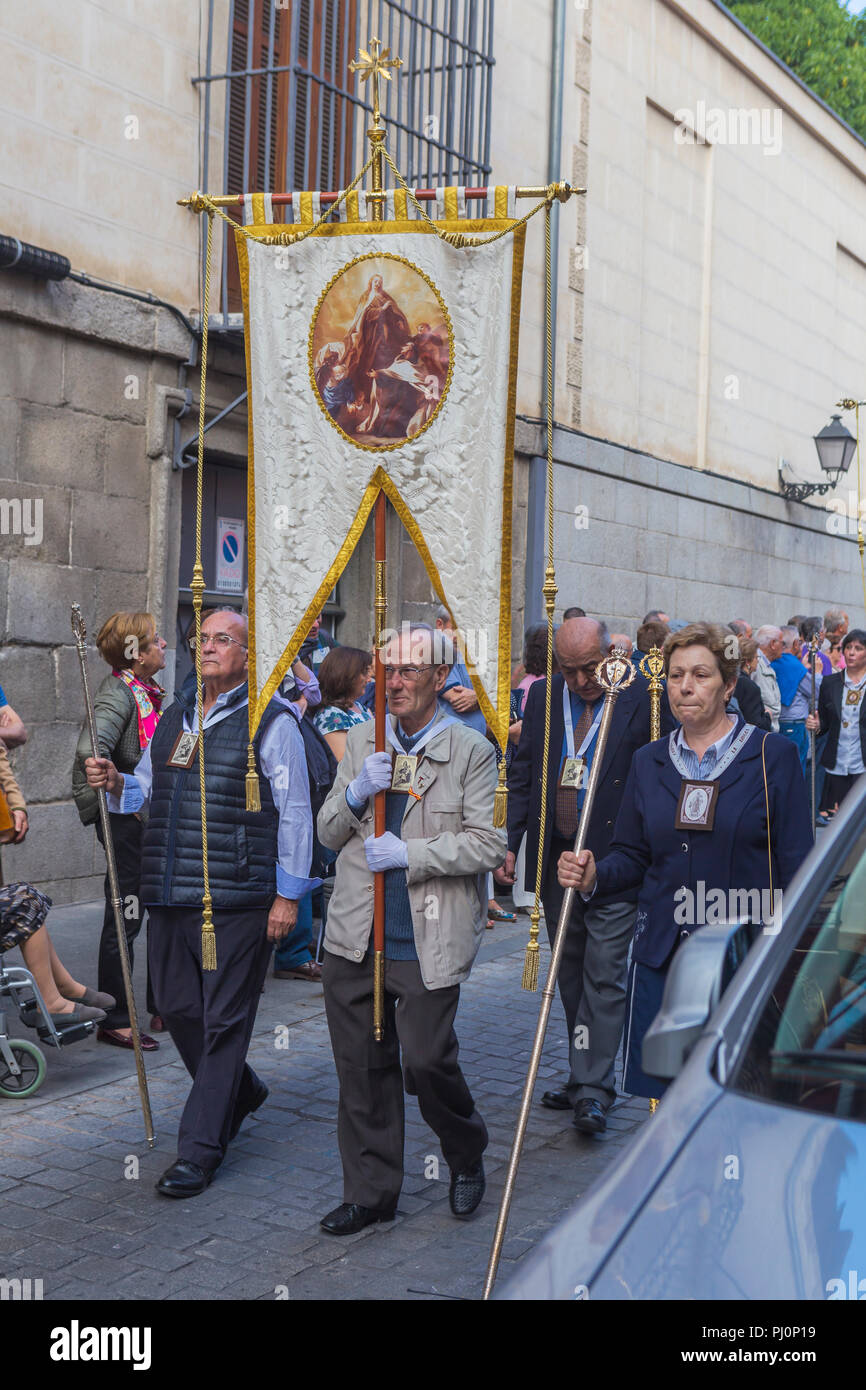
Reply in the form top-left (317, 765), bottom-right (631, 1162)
top-left (197, 0), bottom-right (496, 318)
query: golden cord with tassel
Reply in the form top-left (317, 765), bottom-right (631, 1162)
top-left (492, 759), bottom-right (508, 829)
top-left (522, 198), bottom-right (558, 992)
top-left (192, 211), bottom-right (217, 971)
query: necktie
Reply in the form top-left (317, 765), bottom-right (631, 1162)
top-left (554, 697), bottom-right (598, 839)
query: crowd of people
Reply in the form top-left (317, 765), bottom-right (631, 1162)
top-left (0, 594), bottom-right (862, 1235)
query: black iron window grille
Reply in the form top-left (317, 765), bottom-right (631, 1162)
top-left (194, 0), bottom-right (495, 321)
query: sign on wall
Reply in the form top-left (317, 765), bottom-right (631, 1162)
top-left (216, 517), bottom-right (245, 594)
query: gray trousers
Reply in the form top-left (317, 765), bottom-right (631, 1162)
top-left (322, 950), bottom-right (488, 1210)
top-left (542, 839), bottom-right (636, 1109)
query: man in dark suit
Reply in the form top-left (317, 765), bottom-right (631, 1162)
top-left (496, 617), bottom-right (673, 1134)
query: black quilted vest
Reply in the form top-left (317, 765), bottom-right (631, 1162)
top-left (139, 682), bottom-right (283, 908)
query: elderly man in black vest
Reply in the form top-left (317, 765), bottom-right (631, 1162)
top-left (85, 609), bottom-right (316, 1196)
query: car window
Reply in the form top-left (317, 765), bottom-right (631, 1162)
top-left (731, 825), bottom-right (866, 1123)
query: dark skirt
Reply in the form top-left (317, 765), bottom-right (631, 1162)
top-left (623, 956), bottom-right (671, 1100)
top-left (820, 771), bottom-right (860, 814)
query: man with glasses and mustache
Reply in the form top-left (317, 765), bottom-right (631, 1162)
top-left (316, 623), bottom-right (506, 1235)
top-left (85, 609), bottom-right (316, 1198)
top-left (497, 616), bottom-right (671, 1135)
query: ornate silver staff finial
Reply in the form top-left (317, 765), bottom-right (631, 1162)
top-left (70, 602), bottom-right (86, 645)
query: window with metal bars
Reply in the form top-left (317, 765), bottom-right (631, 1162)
top-left (197, 0), bottom-right (496, 320)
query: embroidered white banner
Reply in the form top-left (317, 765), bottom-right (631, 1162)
top-left (238, 217), bottom-right (525, 744)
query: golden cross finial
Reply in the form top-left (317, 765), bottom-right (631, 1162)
top-left (350, 37), bottom-right (403, 124)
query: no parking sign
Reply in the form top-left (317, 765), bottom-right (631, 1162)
top-left (216, 517), bottom-right (244, 594)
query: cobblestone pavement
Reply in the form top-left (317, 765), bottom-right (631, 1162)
top-left (1, 904), bottom-right (648, 1301)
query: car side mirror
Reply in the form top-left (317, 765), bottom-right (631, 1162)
top-left (641, 919), bottom-right (760, 1082)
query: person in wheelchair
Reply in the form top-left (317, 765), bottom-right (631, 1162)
top-left (0, 745), bottom-right (112, 1027)
top-left (13, 911), bottom-right (113, 1027)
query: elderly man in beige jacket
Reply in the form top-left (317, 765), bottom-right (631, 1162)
top-left (317, 622), bottom-right (506, 1236)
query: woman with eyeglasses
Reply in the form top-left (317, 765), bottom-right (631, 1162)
top-left (72, 611), bottom-right (167, 1051)
top-left (313, 647), bottom-right (375, 763)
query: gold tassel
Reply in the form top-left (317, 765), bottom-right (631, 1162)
top-left (492, 760), bottom-right (508, 828)
top-left (245, 742), bottom-right (261, 812)
top-left (201, 894), bottom-right (217, 971)
top-left (521, 906), bottom-right (541, 992)
top-left (649, 1098), bottom-right (659, 1115)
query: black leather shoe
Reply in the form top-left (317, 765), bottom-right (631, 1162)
top-left (541, 1088), bottom-right (571, 1111)
top-left (449, 1159), bottom-right (486, 1218)
top-left (228, 1079), bottom-right (269, 1142)
top-left (156, 1159), bottom-right (214, 1198)
top-left (572, 1098), bottom-right (606, 1135)
top-left (320, 1202), bottom-right (397, 1235)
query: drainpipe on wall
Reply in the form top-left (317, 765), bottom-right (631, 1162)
top-left (525, 0), bottom-right (567, 625)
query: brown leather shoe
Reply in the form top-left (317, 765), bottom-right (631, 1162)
top-left (149, 1015), bottom-right (166, 1033)
top-left (97, 1027), bottom-right (159, 1052)
top-left (273, 960), bottom-right (322, 982)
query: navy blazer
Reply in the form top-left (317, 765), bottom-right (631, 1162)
top-left (594, 719), bottom-right (813, 968)
top-left (507, 670), bottom-right (674, 905)
top-left (817, 670), bottom-right (866, 770)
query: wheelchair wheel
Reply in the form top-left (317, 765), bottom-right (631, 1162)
top-left (0, 1039), bottom-right (47, 1098)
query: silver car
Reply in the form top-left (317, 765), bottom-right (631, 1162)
top-left (501, 779), bottom-right (866, 1301)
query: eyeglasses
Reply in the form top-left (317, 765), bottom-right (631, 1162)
top-left (189, 632), bottom-right (248, 652)
top-left (383, 664), bottom-right (434, 682)
top-left (559, 663), bottom-right (601, 679)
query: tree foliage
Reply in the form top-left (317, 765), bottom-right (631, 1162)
top-left (727, 1), bottom-right (866, 139)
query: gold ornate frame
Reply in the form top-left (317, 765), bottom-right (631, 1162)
top-left (306, 251), bottom-right (454, 452)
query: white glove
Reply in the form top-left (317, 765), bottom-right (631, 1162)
top-left (348, 751), bottom-right (393, 805)
top-left (364, 831), bottom-right (409, 872)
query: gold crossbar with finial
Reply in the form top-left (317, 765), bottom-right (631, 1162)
top-left (178, 183), bottom-right (577, 211)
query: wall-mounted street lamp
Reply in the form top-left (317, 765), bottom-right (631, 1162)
top-left (778, 410), bottom-right (858, 502)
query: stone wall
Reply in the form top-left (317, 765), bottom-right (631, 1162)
top-left (522, 421), bottom-right (866, 635)
top-left (0, 273), bottom-right (192, 902)
top-left (582, 0), bottom-right (866, 493)
top-left (0, 0), bottom-right (205, 308)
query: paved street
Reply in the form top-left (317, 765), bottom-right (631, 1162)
top-left (1, 902), bottom-right (647, 1301)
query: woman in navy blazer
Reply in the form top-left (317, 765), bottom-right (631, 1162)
top-left (558, 622), bottom-right (813, 1098)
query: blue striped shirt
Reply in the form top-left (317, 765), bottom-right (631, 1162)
top-left (674, 717), bottom-right (739, 780)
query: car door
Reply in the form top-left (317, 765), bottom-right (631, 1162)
top-left (592, 799), bottom-right (866, 1300)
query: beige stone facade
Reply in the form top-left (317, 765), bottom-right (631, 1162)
top-left (580, 0), bottom-right (866, 491)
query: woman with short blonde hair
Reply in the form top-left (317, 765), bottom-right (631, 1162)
top-left (72, 611), bottom-right (167, 1051)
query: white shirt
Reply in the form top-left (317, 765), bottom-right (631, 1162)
top-left (830, 672), bottom-right (866, 777)
top-left (108, 681), bottom-right (317, 899)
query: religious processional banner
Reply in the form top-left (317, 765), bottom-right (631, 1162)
top-left (236, 186), bottom-right (526, 749)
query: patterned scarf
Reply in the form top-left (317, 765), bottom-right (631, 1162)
top-left (114, 669), bottom-right (164, 749)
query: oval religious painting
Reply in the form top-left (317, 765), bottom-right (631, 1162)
top-left (309, 253), bottom-right (452, 451)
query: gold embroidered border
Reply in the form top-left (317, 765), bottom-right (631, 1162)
top-left (307, 251), bottom-right (454, 454)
